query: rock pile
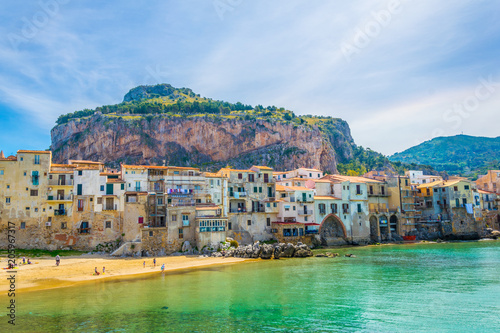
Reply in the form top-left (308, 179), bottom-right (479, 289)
top-left (212, 242), bottom-right (313, 259)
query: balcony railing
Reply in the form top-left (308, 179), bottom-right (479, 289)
top-left (79, 227), bottom-right (91, 234)
top-left (47, 195), bottom-right (73, 201)
top-left (200, 227), bottom-right (226, 232)
top-left (305, 230), bottom-right (319, 234)
top-left (229, 191), bottom-right (247, 198)
top-left (48, 179), bottom-right (74, 186)
top-left (299, 209), bottom-right (313, 215)
top-left (54, 209), bottom-right (66, 216)
top-left (103, 205), bottom-right (117, 211)
top-left (229, 208), bottom-right (247, 213)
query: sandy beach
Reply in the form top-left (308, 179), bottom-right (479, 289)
top-left (0, 255), bottom-right (250, 293)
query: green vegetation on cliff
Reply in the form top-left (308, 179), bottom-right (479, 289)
top-left (389, 135), bottom-right (500, 177)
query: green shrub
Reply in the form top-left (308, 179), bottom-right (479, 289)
top-left (229, 240), bottom-right (239, 248)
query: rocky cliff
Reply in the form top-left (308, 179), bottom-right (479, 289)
top-left (50, 85), bottom-right (355, 172)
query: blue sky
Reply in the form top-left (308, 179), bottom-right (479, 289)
top-left (1, 0), bottom-right (499, 157)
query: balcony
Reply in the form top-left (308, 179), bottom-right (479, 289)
top-left (79, 227), bottom-right (91, 234)
top-left (103, 205), bottom-right (117, 211)
top-left (54, 209), bottom-right (66, 216)
top-left (229, 208), bottom-right (247, 213)
top-left (299, 209), bottom-right (313, 215)
top-left (47, 195), bottom-right (73, 201)
top-left (368, 192), bottom-right (388, 197)
top-left (200, 227), bottom-right (226, 232)
top-left (297, 198), bottom-right (314, 203)
top-left (48, 179), bottom-right (74, 186)
top-left (305, 229), bottom-right (319, 235)
top-left (229, 191), bottom-right (247, 198)
top-left (148, 183), bottom-right (165, 192)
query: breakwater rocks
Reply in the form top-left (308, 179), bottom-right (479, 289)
top-left (211, 242), bottom-right (313, 259)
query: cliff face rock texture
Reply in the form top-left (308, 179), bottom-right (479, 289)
top-left (51, 114), bottom-right (354, 172)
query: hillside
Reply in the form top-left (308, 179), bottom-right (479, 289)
top-left (51, 84), bottom-right (358, 172)
top-left (389, 135), bottom-right (500, 176)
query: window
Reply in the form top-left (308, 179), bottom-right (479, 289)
top-left (293, 206), bottom-right (296, 211)
top-left (20, 222), bottom-right (26, 229)
top-left (319, 203), bottom-right (326, 214)
top-left (6, 184), bottom-right (9, 189)
top-left (78, 170), bottom-right (83, 176)
top-left (266, 203), bottom-right (270, 208)
top-left (238, 173), bottom-right (242, 179)
top-left (254, 187), bottom-right (258, 193)
top-left (34, 155), bottom-right (40, 164)
top-left (342, 203), bottom-right (349, 214)
top-left (77, 184), bottom-right (83, 195)
top-left (178, 228), bottom-right (183, 239)
top-left (20, 157), bottom-right (23, 161)
top-left (356, 185), bottom-right (361, 195)
top-left (26, 207), bottom-right (30, 210)
top-left (172, 215), bottom-right (177, 221)
top-left (248, 174), bottom-right (254, 182)
top-left (138, 217), bottom-right (144, 224)
top-left (149, 231), bottom-right (153, 237)
top-left (247, 220), bottom-right (251, 226)
top-left (462, 198), bottom-right (467, 205)
top-left (357, 203), bottom-right (362, 213)
top-left (61, 222), bottom-right (67, 229)
top-left (259, 187), bottom-right (262, 193)
top-left (304, 216), bottom-right (308, 222)
top-left (464, 185), bottom-right (470, 190)
top-left (331, 203), bottom-right (337, 214)
top-left (6, 197), bottom-right (11, 204)
top-left (121, 183), bottom-right (125, 190)
top-left (34, 208), bottom-right (38, 212)
top-left (182, 215), bottom-right (189, 226)
top-left (228, 222), bottom-right (232, 230)
top-left (456, 199), bottom-right (460, 207)
top-left (267, 218), bottom-right (271, 226)
top-left (454, 186), bottom-right (458, 191)
top-left (105, 221), bottom-right (111, 229)
top-left (78, 199), bottom-right (84, 211)
top-left (32, 171), bottom-right (39, 185)
top-left (0, 170), bottom-right (3, 175)
top-left (97, 197), bottom-right (102, 204)
top-left (100, 185), bottom-right (104, 191)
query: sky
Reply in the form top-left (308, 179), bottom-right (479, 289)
top-left (0, 0), bottom-right (499, 157)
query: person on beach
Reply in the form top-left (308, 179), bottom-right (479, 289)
top-left (27, 259), bottom-right (32, 265)
top-left (55, 255), bottom-right (60, 266)
top-left (153, 258), bottom-right (156, 267)
top-left (161, 263), bottom-right (165, 272)
top-left (22, 256), bottom-right (26, 264)
top-left (143, 261), bottom-right (145, 268)
top-left (95, 267), bottom-right (100, 275)
top-left (103, 266), bottom-right (105, 274)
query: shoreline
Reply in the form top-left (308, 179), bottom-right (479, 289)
top-left (2, 238), bottom-right (497, 294)
top-left (0, 255), bottom-right (253, 294)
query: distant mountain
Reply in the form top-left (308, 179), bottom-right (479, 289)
top-left (389, 135), bottom-right (500, 176)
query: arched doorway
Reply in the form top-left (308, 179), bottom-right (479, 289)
top-left (390, 215), bottom-right (399, 235)
top-left (319, 214), bottom-right (347, 246)
top-left (379, 215), bottom-right (389, 240)
top-left (370, 215), bottom-right (379, 242)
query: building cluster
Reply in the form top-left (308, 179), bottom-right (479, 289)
top-left (0, 150), bottom-right (499, 254)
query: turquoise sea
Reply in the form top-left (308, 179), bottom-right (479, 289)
top-left (1, 241), bottom-right (499, 332)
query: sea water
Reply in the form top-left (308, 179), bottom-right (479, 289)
top-left (1, 241), bottom-right (499, 332)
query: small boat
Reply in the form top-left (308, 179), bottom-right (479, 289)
top-left (403, 235), bottom-right (416, 241)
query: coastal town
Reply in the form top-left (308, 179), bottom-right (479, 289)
top-left (1, 149), bottom-right (499, 256)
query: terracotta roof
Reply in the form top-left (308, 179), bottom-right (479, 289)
top-left (252, 165), bottom-right (273, 170)
top-left (304, 223), bottom-right (320, 226)
top-left (478, 189), bottom-right (495, 194)
top-left (17, 150), bottom-right (51, 154)
top-left (298, 168), bottom-right (322, 172)
top-left (314, 195), bottom-right (341, 200)
top-left (51, 164), bottom-right (76, 168)
top-left (49, 171), bottom-right (73, 174)
top-left (308, 179), bottom-right (332, 183)
top-left (69, 160), bottom-right (103, 164)
top-left (323, 175), bottom-right (383, 184)
top-left (203, 172), bottom-right (221, 178)
top-left (218, 168), bottom-right (256, 173)
top-left (195, 207), bottom-right (219, 210)
top-left (0, 156), bottom-right (17, 161)
top-left (271, 221), bottom-right (301, 225)
top-left (121, 164), bottom-right (199, 171)
top-left (76, 167), bottom-right (100, 171)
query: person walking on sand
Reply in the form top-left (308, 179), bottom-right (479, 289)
top-left (103, 266), bottom-right (105, 274)
top-left (55, 255), bottom-right (60, 266)
top-left (22, 256), bottom-right (26, 265)
top-left (153, 258), bottom-right (156, 267)
top-left (95, 267), bottom-right (100, 275)
top-left (161, 263), bottom-right (165, 272)
top-left (143, 260), bottom-right (145, 268)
